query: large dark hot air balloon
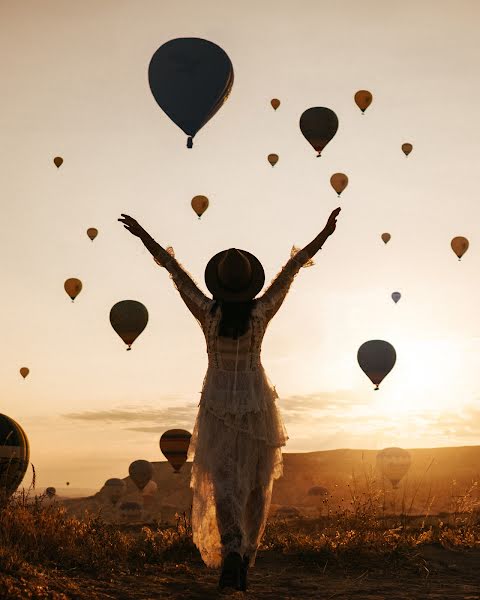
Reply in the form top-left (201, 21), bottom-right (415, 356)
top-left (160, 429), bottom-right (191, 473)
top-left (148, 38), bottom-right (234, 148)
top-left (376, 447), bottom-right (411, 489)
top-left (300, 107), bottom-right (338, 157)
top-left (104, 478), bottom-right (126, 505)
top-left (129, 460), bottom-right (153, 492)
top-left (357, 340), bottom-right (396, 390)
top-left (110, 300), bottom-right (149, 350)
top-left (0, 414), bottom-right (29, 502)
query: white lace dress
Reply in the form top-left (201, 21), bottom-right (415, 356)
top-left (154, 247), bottom-right (312, 568)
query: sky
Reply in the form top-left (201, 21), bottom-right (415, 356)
top-left (1, 0), bottom-right (480, 491)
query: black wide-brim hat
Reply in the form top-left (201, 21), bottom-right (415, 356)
top-left (205, 249), bottom-right (265, 301)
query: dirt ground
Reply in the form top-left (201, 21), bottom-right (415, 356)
top-left (1, 545), bottom-right (479, 600)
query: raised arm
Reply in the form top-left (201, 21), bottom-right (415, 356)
top-left (258, 207), bottom-right (341, 322)
top-left (118, 214), bottom-right (211, 325)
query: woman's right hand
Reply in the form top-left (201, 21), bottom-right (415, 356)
top-left (118, 214), bottom-right (148, 239)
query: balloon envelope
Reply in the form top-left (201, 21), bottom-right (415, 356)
top-left (160, 429), bottom-right (192, 473)
top-left (191, 195), bottom-right (209, 218)
top-left (451, 236), bottom-right (469, 260)
top-left (330, 173), bottom-right (348, 196)
top-left (381, 233), bottom-right (391, 244)
top-left (376, 447), bottom-right (411, 489)
top-left (53, 156), bottom-right (63, 168)
top-left (391, 292), bottom-right (401, 303)
top-left (354, 90), bottom-right (373, 113)
top-left (267, 153), bottom-right (279, 167)
top-left (148, 38), bottom-right (234, 147)
top-left (19, 367), bottom-right (29, 379)
top-left (299, 107), bottom-right (338, 156)
top-left (357, 340), bottom-right (396, 390)
top-left (45, 487), bottom-right (56, 498)
top-left (64, 278), bottom-right (82, 301)
top-left (110, 300), bottom-right (149, 350)
top-left (129, 460), bottom-right (153, 491)
top-left (270, 98), bottom-right (280, 110)
top-left (401, 143), bottom-right (413, 156)
top-left (87, 228), bottom-right (98, 241)
top-left (0, 414), bottom-right (29, 501)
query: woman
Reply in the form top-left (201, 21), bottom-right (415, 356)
top-left (118, 207), bottom-right (341, 591)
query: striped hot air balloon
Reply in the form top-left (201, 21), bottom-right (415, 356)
top-left (160, 429), bottom-right (192, 473)
top-left (0, 414), bottom-right (30, 502)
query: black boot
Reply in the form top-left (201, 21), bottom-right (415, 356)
top-left (219, 552), bottom-right (243, 590)
top-left (239, 555), bottom-right (250, 592)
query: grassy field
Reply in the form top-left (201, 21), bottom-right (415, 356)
top-left (1, 474), bottom-right (479, 599)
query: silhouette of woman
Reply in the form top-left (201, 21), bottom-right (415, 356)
top-left (118, 207), bottom-right (341, 591)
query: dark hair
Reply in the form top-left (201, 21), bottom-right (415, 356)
top-left (210, 300), bottom-right (256, 339)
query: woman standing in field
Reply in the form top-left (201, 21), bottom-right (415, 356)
top-left (119, 207), bottom-right (341, 591)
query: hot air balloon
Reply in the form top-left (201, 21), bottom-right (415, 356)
top-left (270, 98), bottom-right (280, 110)
top-left (191, 195), bottom-right (209, 219)
top-left (381, 233), bottom-right (391, 244)
top-left (19, 367), bottom-right (29, 379)
top-left (330, 173), bottom-right (348, 196)
top-left (104, 478), bottom-right (126, 505)
top-left (87, 228), bottom-right (98, 241)
top-left (129, 460), bottom-right (153, 491)
top-left (53, 156), bottom-right (63, 168)
top-left (148, 38), bottom-right (234, 148)
top-left (45, 487), bottom-right (56, 498)
top-left (64, 278), bottom-right (82, 302)
top-left (267, 153), bottom-right (279, 167)
top-left (307, 486), bottom-right (328, 497)
top-left (160, 429), bottom-right (192, 473)
top-left (357, 340), bottom-right (396, 390)
top-left (354, 90), bottom-right (373, 114)
top-left (109, 300), bottom-right (149, 350)
top-left (401, 143), bottom-right (413, 157)
top-left (376, 447), bottom-right (411, 489)
top-left (300, 107), bottom-right (338, 157)
top-left (120, 501), bottom-right (142, 522)
top-left (451, 237), bottom-right (469, 261)
top-left (66, 482), bottom-right (70, 486)
top-left (391, 292), bottom-right (401, 304)
top-left (0, 414), bottom-right (29, 502)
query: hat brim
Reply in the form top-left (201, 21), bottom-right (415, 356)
top-left (205, 249), bottom-right (265, 301)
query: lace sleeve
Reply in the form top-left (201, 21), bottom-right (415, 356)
top-left (153, 247), bottom-right (211, 325)
top-left (257, 247), bottom-right (313, 322)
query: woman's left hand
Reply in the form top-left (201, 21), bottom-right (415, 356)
top-left (323, 207), bottom-right (341, 236)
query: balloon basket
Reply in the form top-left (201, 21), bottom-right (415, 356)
top-left (187, 136), bottom-right (193, 149)
top-left (126, 347), bottom-right (131, 351)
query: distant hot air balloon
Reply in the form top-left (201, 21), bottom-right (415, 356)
top-left (87, 228), bottom-right (98, 241)
top-left (0, 414), bottom-right (29, 502)
top-left (401, 143), bottom-right (413, 157)
top-left (19, 367), bottom-right (29, 379)
top-left (330, 173), bottom-right (348, 196)
top-left (451, 236), bottom-right (469, 261)
top-left (391, 292), bottom-right (401, 304)
top-left (357, 340), bottom-right (396, 390)
top-left (109, 300), bottom-right (149, 350)
top-left (268, 153), bottom-right (279, 167)
top-left (270, 98), bottom-right (280, 110)
top-left (354, 90), bottom-right (373, 114)
top-left (128, 460), bottom-right (153, 492)
top-left (148, 38), bottom-right (234, 148)
top-left (300, 107), bottom-right (338, 157)
top-left (104, 478), bottom-right (126, 505)
top-left (53, 157), bottom-right (63, 168)
top-left (160, 429), bottom-right (192, 473)
top-left (191, 195), bottom-right (209, 219)
top-left (66, 482), bottom-right (70, 486)
top-left (381, 233), bottom-right (391, 244)
top-left (45, 487), bottom-right (56, 498)
top-left (64, 278), bottom-right (82, 302)
top-left (119, 501), bottom-right (142, 522)
top-left (307, 486), bottom-right (328, 497)
top-left (376, 447), bottom-right (411, 489)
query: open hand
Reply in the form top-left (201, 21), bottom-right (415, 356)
top-left (118, 214), bottom-right (148, 239)
top-left (324, 207), bottom-right (341, 237)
